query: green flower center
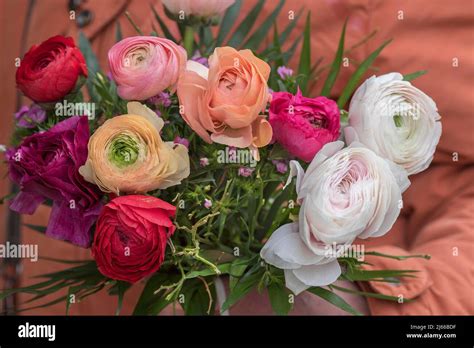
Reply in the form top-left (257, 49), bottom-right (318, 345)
top-left (108, 134), bottom-right (140, 168)
top-left (393, 114), bottom-right (403, 127)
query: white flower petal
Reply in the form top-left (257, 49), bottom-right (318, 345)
top-left (186, 60), bottom-right (209, 80)
top-left (261, 223), bottom-right (326, 269)
top-left (292, 260), bottom-right (342, 288)
top-left (284, 269), bottom-right (310, 295)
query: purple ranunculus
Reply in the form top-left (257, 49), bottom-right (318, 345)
top-left (6, 116), bottom-right (103, 247)
top-left (15, 104), bottom-right (46, 128)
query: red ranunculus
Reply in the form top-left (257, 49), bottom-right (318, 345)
top-left (92, 195), bottom-right (176, 283)
top-left (16, 35), bottom-right (88, 102)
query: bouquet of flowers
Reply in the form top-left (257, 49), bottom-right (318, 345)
top-left (1, 0), bottom-right (440, 315)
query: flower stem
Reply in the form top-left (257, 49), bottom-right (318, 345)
top-left (183, 26), bottom-right (194, 56)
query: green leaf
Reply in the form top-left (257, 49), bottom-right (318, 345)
top-left (279, 9), bottom-right (304, 43)
top-left (221, 267), bottom-right (264, 312)
top-left (364, 251), bottom-right (431, 261)
top-left (320, 19), bottom-right (347, 97)
top-left (228, 257), bottom-right (253, 290)
top-left (331, 284), bottom-right (410, 302)
top-left (227, 0), bottom-right (265, 48)
top-left (344, 268), bottom-right (418, 282)
top-left (180, 278), bottom-right (215, 315)
top-left (124, 11), bottom-right (143, 35)
top-left (403, 70), bottom-right (427, 81)
top-left (215, 0), bottom-right (242, 47)
top-left (297, 12), bottom-right (312, 94)
top-left (242, 0), bottom-right (285, 51)
top-left (337, 39), bottom-right (392, 108)
top-left (272, 24), bottom-right (284, 68)
top-left (307, 287), bottom-right (362, 315)
top-left (114, 281), bottom-right (129, 315)
top-left (268, 282), bottom-right (292, 315)
top-left (185, 263), bottom-right (231, 279)
top-left (151, 5), bottom-right (177, 41)
top-left (24, 224), bottom-right (46, 233)
top-left (133, 273), bottom-right (172, 315)
top-left (282, 33), bottom-right (303, 64)
top-left (260, 184), bottom-right (291, 239)
top-left (78, 32), bottom-right (101, 102)
top-left (115, 21), bottom-right (123, 42)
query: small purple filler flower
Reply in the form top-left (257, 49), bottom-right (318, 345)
top-left (15, 104), bottom-right (46, 128)
top-left (238, 167), bottom-right (255, 177)
top-left (272, 160), bottom-right (288, 174)
top-left (204, 198), bottom-right (212, 209)
top-left (277, 66), bottom-right (293, 80)
top-left (200, 157), bottom-right (209, 167)
top-left (191, 51), bottom-right (209, 67)
top-left (148, 91), bottom-right (172, 107)
top-left (174, 136), bottom-right (190, 149)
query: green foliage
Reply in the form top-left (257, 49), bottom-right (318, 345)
top-left (297, 12), bottom-right (312, 95)
top-left (337, 39), bottom-right (392, 108)
top-left (320, 19), bottom-right (347, 97)
top-left (403, 70), bottom-right (427, 81)
top-left (78, 32), bottom-right (101, 103)
top-left (307, 287), bottom-right (362, 315)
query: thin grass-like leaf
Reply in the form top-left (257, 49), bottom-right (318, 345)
top-left (215, 0), bottom-right (242, 47)
top-left (242, 0), bottom-right (285, 51)
top-left (403, 70), bottom-right (427, 81)
top-left (307, 287), bottom-right (362, 315)
top-left (151, 5), bottom-right (177, 41)
top-left (320, 19), bottom-right (347, 97)
top-left (337, 39), bottom-right (392, 108)
top-left (297, 12), bottom-right (311, 94)
top-left (227, 0), bottom-right (265, 47)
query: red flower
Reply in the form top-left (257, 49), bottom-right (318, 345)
top-left (16, 35), bottom-right (88, 103)
top-left (92, 195), bottom-right (176, 283)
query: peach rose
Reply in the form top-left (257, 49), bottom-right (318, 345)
top-left (79, 102), bottom-right (190, 194)
top-left (177, 47), bottom-right (272, 151)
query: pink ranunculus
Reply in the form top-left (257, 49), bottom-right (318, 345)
top-left (162, 0), bottom-right (235, 18)
top-left (108, 36), bottom-right (187, 101)
top-left (269, 89), bottom-right (341, 163)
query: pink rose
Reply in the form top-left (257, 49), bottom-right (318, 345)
top-left (108, 36), bottom-right (187, 100)
top-left (269, 89), bottom-right (340, 162)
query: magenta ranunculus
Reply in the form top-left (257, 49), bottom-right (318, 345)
top-left (269, 89), bottom-right (341, 162)
top-left (6, 116), bottom-right (103, 247)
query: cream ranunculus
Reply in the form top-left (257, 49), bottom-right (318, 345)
top-left (260, 141), bottom-right (410, 295)
top-left (79, 102), bottom-right (190, 194)
top-left (346, 72), bottom-right (441, 175)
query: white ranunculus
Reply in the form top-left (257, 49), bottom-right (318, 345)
top-left (260, 141), bottom-right (410, 295)
top-left (162, 0), bottom-right (235, 18)
top-left (346, 72), bottom-right (441, 175)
